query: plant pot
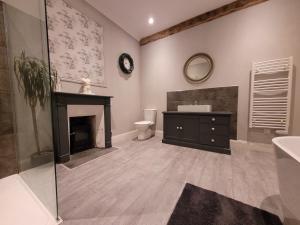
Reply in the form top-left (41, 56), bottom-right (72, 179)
top-left (30, 151), bottom-right (54, 167)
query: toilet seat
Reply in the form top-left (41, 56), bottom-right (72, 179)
top-left (134, 120), bottom-right (154, 125)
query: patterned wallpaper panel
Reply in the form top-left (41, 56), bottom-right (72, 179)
top-left (46, 0), bottom-right (105, 86)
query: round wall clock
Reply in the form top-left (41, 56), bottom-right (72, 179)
top-left (119, 53), bottom-right (134, 74)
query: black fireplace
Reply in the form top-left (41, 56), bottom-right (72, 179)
top-left (69, 116), bottom-right (95, 154)
top-left (52, 92), bottom-right (112, 163)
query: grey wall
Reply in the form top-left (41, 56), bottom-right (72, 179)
top-left (2, 0), bottom-right (42, 19)
top-left (62, 0), bottom-right (142, 136)
top-left (6, 0), bottom-right (298, 144)
top-left (0, 1), bottom-right (18, 178)
top-left (141, 0), bottom-right (300, 142)
top-left (5, 3), bottom-right (53, 170)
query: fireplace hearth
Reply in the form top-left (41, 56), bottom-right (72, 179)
top-left (70, 116), bottom-right (95, 154)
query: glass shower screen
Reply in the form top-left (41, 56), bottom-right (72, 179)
top-left (3, 0), bottom-right (58, 219)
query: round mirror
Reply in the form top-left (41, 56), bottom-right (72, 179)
top-left (184, 53), bottom-right (214, 83)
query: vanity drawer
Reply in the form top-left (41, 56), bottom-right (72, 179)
top-left (199, 124), bottom-right (229, 135)
top-left (199, 116), bottom-right (230, 125)
top-left (199, 135), bottom-right (229, 148)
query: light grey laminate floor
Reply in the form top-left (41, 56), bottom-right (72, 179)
top-left (57, 137), bottom-right (282, 225)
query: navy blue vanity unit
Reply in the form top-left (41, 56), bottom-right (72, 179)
top-left (162, 111), bottom-right (232, 154)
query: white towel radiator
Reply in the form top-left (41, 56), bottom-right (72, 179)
top-left (249, 57), bottom-right (293, 134)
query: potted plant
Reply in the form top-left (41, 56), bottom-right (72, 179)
top-left (14, 51), bottom-right (57, 166)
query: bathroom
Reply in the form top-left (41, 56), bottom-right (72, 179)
top-left (0, 0), bottom-right (300, 224)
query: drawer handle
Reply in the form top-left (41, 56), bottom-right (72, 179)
top-left (211, 117), bottom-right (216, 122)
top-left (211, 138), bottom-right (215, 143)
top-left (180, 127), bottom-right (183, 130)
top-left (176, 126), bottom-right (179, 130)
top-left (211, 127), bottom-right (215, 131)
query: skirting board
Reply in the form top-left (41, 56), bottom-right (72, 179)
top-left (112, 129), bottom-right (163, 145)
top-left (112, 130), bottom-right (138, 145)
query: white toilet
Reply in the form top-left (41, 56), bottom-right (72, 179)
top-left (134, 109), bottom-right (157, 140)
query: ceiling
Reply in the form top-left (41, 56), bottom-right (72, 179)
top-left (85, 0), bottom-right (234, 40)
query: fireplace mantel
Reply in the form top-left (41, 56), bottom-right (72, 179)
top-left (51, 92), bottom-right (113, 163)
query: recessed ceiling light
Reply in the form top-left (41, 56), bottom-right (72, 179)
top-left (148, 17), bottom-right (154, 25)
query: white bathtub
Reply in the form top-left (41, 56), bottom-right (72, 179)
top-left (273, 136), bottom-right (300, 225)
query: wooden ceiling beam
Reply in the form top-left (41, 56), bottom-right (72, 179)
top-left (140, 0), bottom-right (268, 46)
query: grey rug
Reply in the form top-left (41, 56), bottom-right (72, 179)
top-left (64, 147), bottom-right (119, 169)
top-left (167, 183), bottom-right (283, 225)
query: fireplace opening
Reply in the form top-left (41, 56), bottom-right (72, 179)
top-left (69, 116), bottom-right (95, 155)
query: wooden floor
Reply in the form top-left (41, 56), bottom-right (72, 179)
top-left (57, 137), bottom-right (282, 225)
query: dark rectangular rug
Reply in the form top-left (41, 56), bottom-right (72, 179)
top-left (64, 147), bottom-right (119, 169)
top-left (167, 183), bottom-right (283, 225)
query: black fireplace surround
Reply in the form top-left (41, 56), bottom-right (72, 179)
top-left (52, 92), bottom-right (112, 163)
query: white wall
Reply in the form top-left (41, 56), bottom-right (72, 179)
top-left (63, 0), bottom-right (142, 136)
top-left (140, 0), bottom-right (300, 141)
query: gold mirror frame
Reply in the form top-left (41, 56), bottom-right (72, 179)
top-left (183, 53), bottom-right (214, 83)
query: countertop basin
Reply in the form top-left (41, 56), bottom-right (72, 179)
top-left (177, 105), bottom-right (212, 112)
